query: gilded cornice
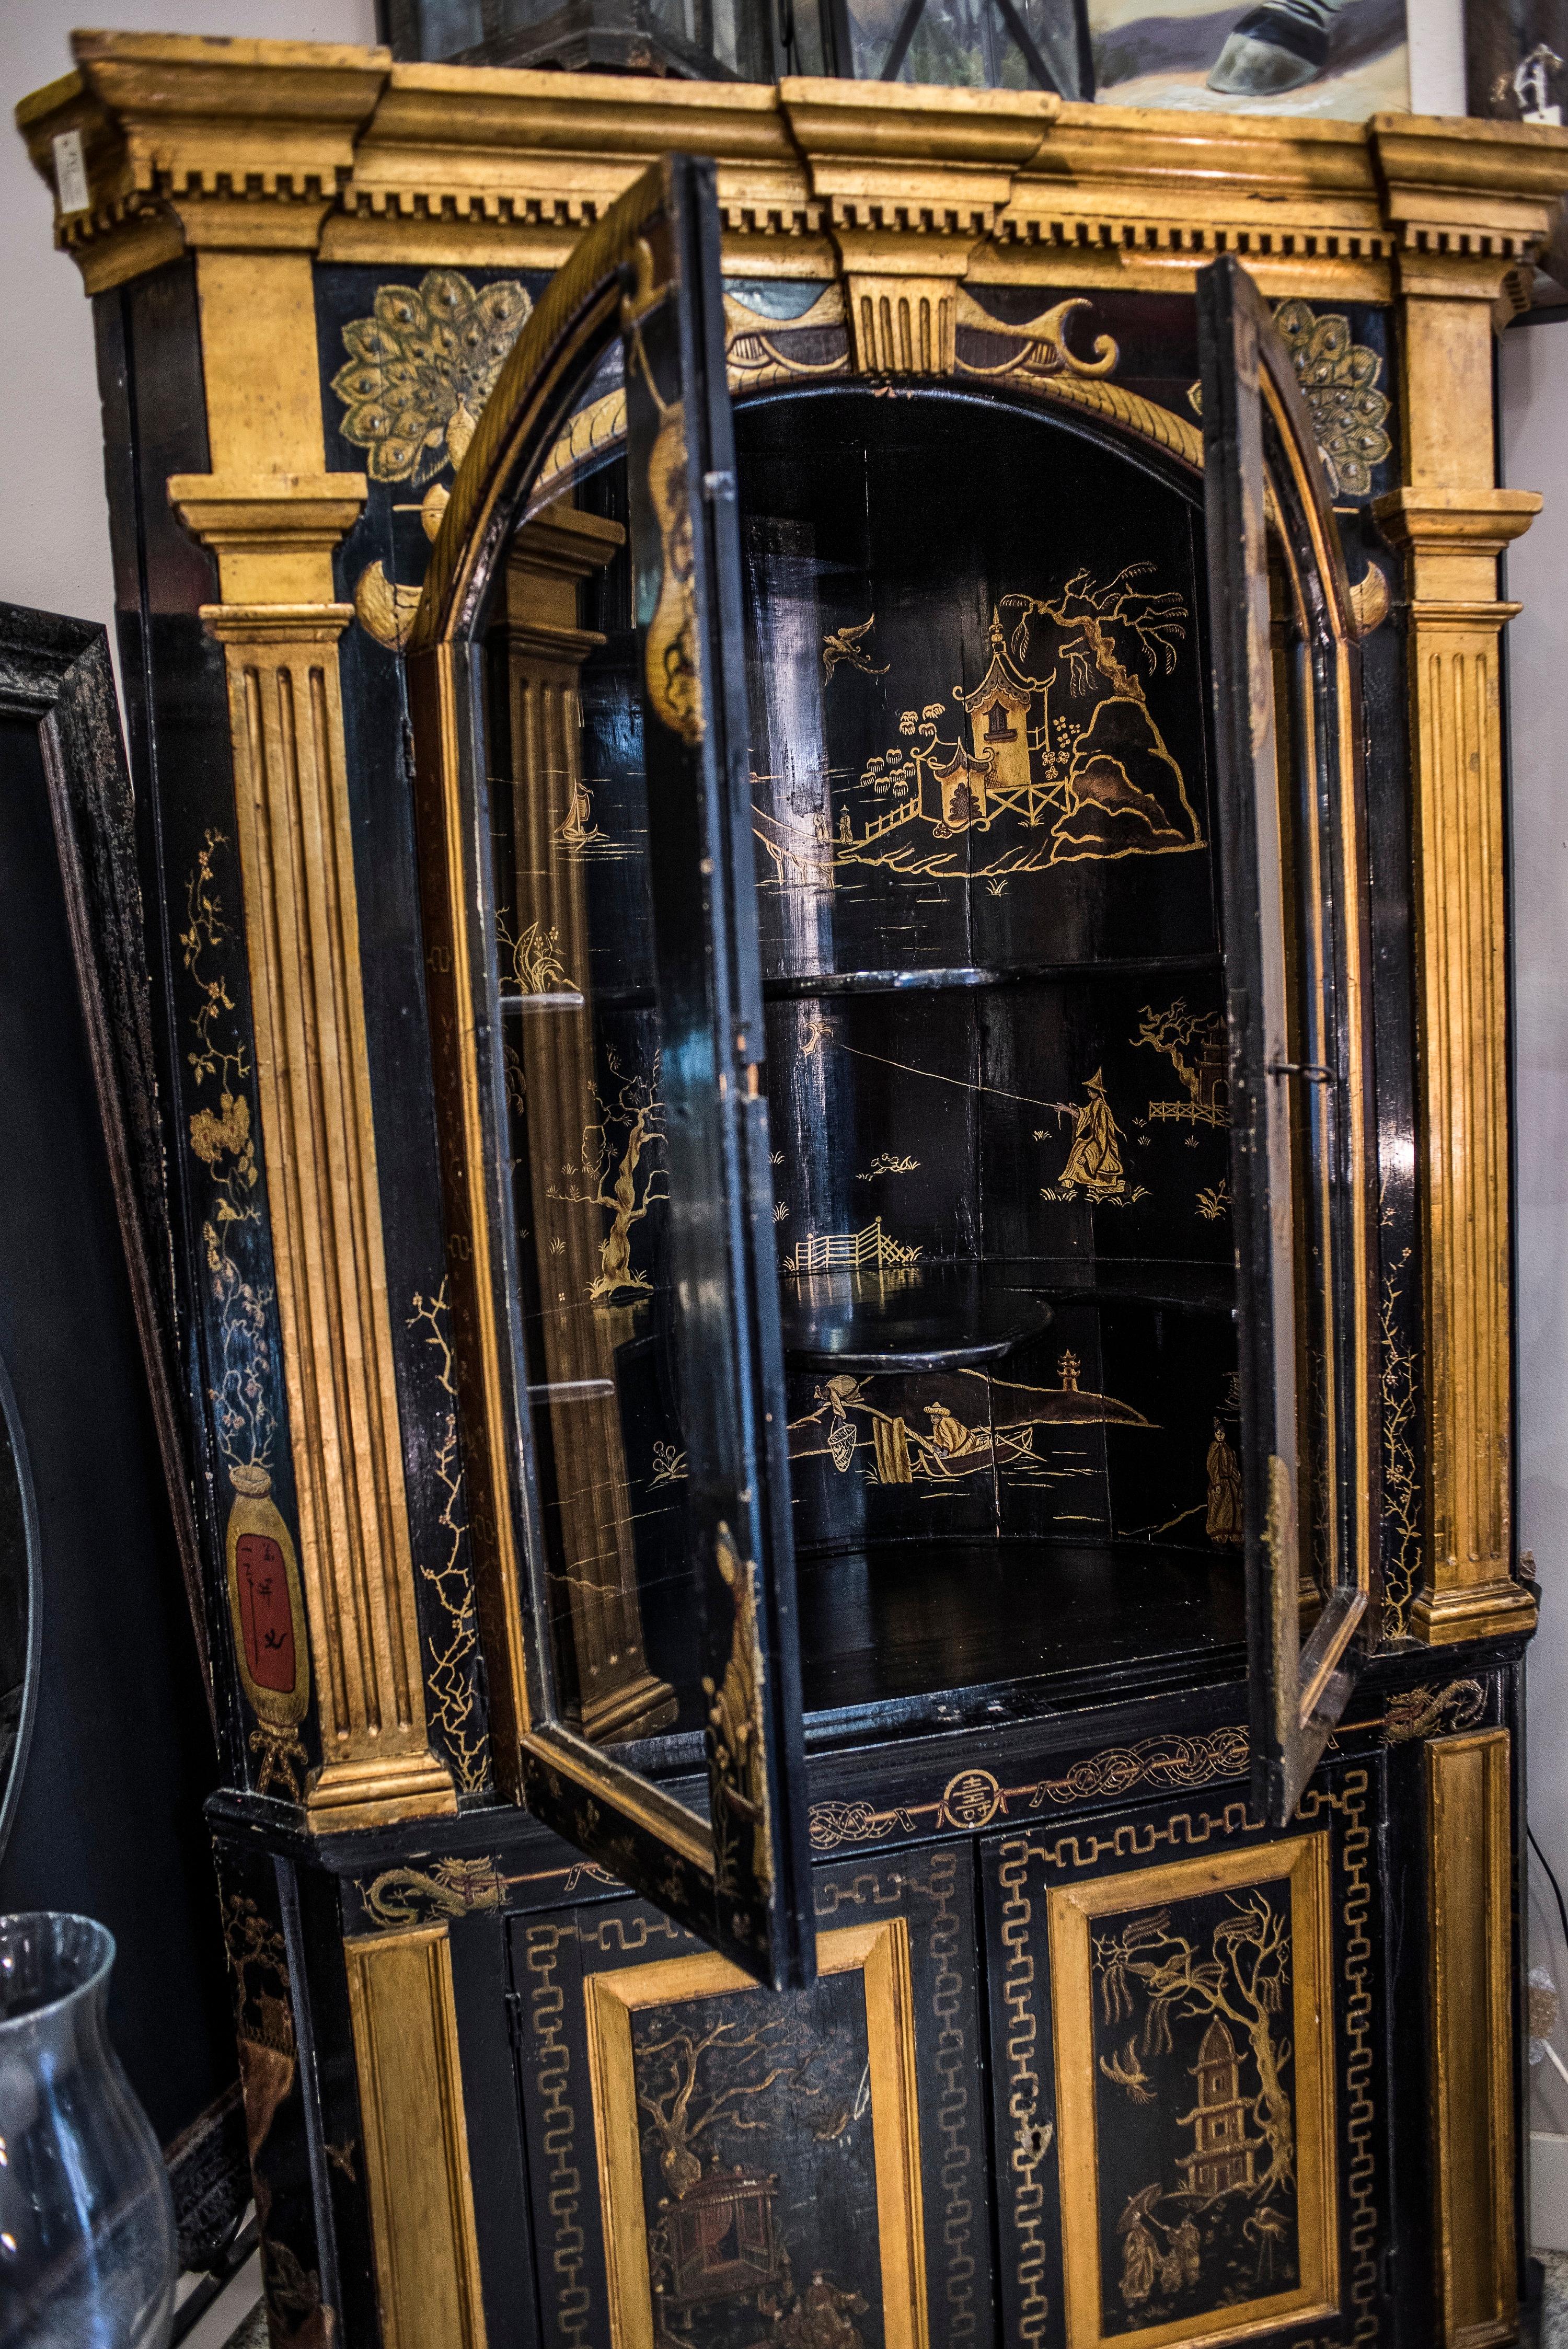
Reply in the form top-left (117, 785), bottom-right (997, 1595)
top-left (994, 107), bottom-right (1388, 294)
top-left (15, 32), bottom-right (1568, 301)
top-left (1371, 111), bottom-right (1568, 252)
top-left (340, 64), bottom-right (815, 268)
top-left (16, 32), bottom-right (389, 290)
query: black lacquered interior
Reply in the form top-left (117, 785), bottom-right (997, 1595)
top-left (488, 386), bottom-right (1250, 1737)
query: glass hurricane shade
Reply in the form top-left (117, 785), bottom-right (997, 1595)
top-left (0, 1915), bottom-right (176, 2349)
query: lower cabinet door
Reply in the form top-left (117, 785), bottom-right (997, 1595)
top-left (982, 1755), bottom-right (1384, 2349)
top-left (508, 1844), bottom-right (995, 2349)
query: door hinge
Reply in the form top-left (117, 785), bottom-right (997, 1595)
top-left (503, 1987), bottom-right (525, 2056)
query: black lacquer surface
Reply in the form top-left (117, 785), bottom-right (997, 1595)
top-left (505, 384), bottom-right (1251, 1747)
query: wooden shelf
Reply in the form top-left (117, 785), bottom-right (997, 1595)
top-left (779, 1263), bottom-right (1052, 1370)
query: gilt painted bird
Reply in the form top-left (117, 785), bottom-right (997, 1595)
top-left (1099, 2039), bottom-right (1156, 2103)
top-left (822, 616), bottom-right (890, 684)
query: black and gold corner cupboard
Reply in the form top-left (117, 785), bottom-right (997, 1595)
top-left (15, 39), bottom-right (1563, 2349)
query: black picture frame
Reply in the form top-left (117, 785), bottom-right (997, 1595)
top-left (0, 602), bottom-right (242, 2248)
top-left (0, 605), bottom-right (208, 1703)
top-left (0, 1336), bottom-right (41, 1869)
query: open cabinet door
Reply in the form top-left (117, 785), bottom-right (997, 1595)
top-left (1196, 256), bottom-right (1381, 1826)
top-left (410, 157), bottom-right (814, 1988)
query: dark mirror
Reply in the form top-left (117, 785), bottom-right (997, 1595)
top-left (0, 1350), bottom-right (38, 1862)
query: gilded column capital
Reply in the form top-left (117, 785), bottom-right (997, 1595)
top-left (199, 602), bottom-right (358, 643)
top-left (170, 473), bottom-right (367, 606)
top-left (1374, 486), bottom-right (1542, 557)
top-left (1374, 486), bottom-right (1541, 614)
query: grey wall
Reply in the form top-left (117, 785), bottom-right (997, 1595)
top-left (1503, 317), bottom-right (1568, 2133)
top-left (1, 1), bottom-right (376, 653)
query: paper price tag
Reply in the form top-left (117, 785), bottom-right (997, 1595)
top-left (53, 130), bottom-right (89, 216)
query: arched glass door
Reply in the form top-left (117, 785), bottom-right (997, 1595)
top-left (410, 163), bottom-right (1379, 1987)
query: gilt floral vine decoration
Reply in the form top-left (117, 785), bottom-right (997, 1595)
top-left (407, 1283), bottom-right (489, 1794)
top-left (180, 831), bottom-right (276, 1479)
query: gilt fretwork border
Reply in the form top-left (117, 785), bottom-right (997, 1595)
top-left (990, 1763), bottom-right (1380, 2347)
top-left (512, 1856), bottom-right (987, 2349)
top-left (809, 1687), bottom-right (1486, 1859)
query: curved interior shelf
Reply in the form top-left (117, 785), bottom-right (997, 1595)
top-left (779, 1263), bottom-right (1052, 1371)
top-left (759, 949), bottom-right (1224, 1000)
top-left (794, 1537), bottom-right (1248, 1718)
top-left (1024, 1259), bottom-right (1237, 1316)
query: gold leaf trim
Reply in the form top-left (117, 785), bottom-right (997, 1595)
top-left (533, 387), bottom-right (627, 510)
top-left (331, 269), bottom-right (534, 488)
top-left (1386, 1679), bottom-right (1485, 1743)
top-left (642, 398), bottom-right (705, 745)
top-left (1273, 298), bottom-right (1391, 500)
top-left (359, 1857), bottom-right (505, 1927)
top-left (705, 1525), bottom-right (773, 1900)
top-left (1030, 372), bottom-right (1204, 470)
top-left (1348, 558), bottom-right (1390, 638)
top-left (809, 1724), bottom-right (1251, 1850)
top-left (354, 557), bottom-right (423, 651)
top-left (954, 287), bottom-right (1118, 379)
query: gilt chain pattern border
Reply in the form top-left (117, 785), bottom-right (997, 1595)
top-left (996, 1839), bottom-right (1052, 2346)
top-left (521, 1922), bottom-right (592, 2349)
top-left (924, 1850), bottom-right (981, 2345)
top-left (1298, 1773), bottom-right (1378, 2344)
top-left (814, 1856), bottom-right (983, 2344)
top-left (1009, 1769), bottom-right (1379, 2346)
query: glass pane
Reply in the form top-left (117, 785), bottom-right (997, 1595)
top-left (847, 0), bottom-right (1085, 91)
top-left (486, 359), bottom-right (1380, 1774)
top-left (401, 0), bottom-right (776, 75)
top-left (1269, 524), bottom-right (1374, 1700)
top-left (1273, 593), bottom-right (1330, 1639)
top-left (486, 459), bottom-right (705, 1748)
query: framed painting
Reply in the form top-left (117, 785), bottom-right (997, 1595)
top-left (1466, 1), bottom-right (1568, 121)
top-left (1087, 0), bottom-right (1410, 116)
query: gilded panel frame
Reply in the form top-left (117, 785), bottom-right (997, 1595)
top-left (1426, 1728), bottom-right (1514, 2347)
top-left (583, 1918), bottom-right (929, 2349)
top-left (1048, 1831), bottom-right (1338, 2349)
